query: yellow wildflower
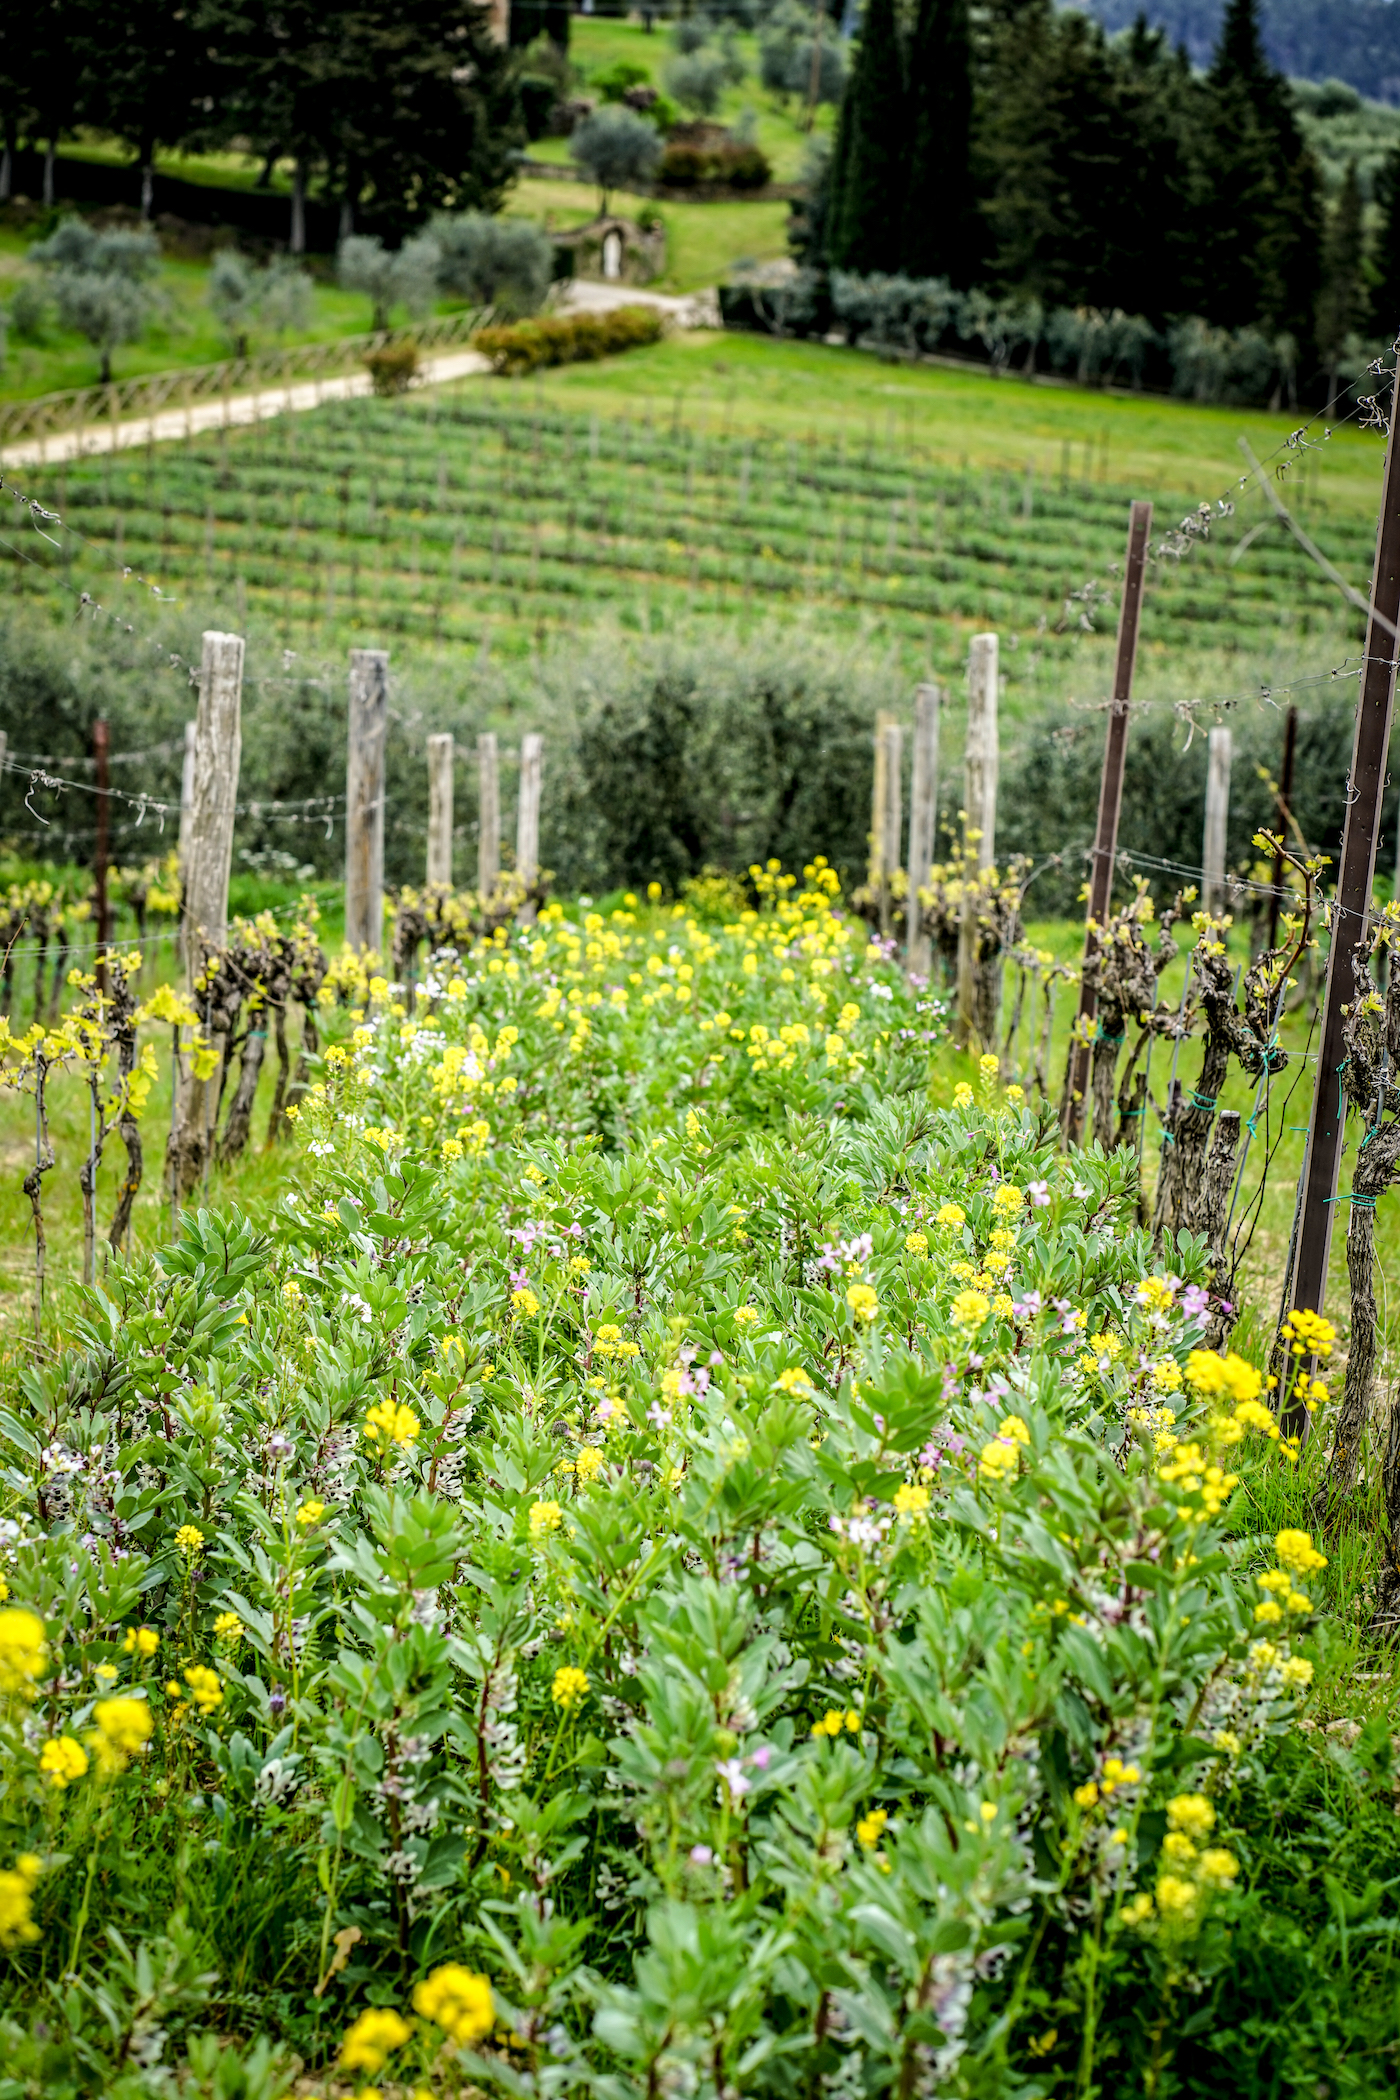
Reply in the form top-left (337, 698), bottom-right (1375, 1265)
top-left (88, 1696), bottom-right (153, 1774)
top-left (529, 1500), bottom-right (563, 1539)
top-left (552, 1665), bottom-right (589, 1709)
top-left (0, 1609), bottom-right (46, 1694)
top-left (413, 1963), bottom-right (494, 2046)
top-left (339, 2007), bottom-right (411, 2074)
top-left (856, 1808), bottom-right (888, 1849)
top-left (39, 1737), bottom-right (88, 1790)
top-left (0, 1854), bottom-right (42, 1947)
top-left (184, 1665), bottom-right (223, 1715)
top-left (846, 1283), bottom-right (879, 1322)
top-left (364, 1400), bottom-right (420, 1450)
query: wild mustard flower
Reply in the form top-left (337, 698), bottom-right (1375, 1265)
top-left (904, 1231), bottom-right (928, 1256)
top-left (295, 1499), bottom-right (325, 1527)
top-left (529, 1500), bottom-right (563, 1539)
top-left (856, 1808), bottom-right (888, 1848)
top-left (950, 1289), bottom-right (989, 1331)
top-left (364, 1400), bottom-right (420, 1450)
top-left (39, 1737), bottom-right (88, 1789)
top-left (339, 2007), bottom-right (411, 2073)
top-left (0, 1608), bottom-right (46, 1693)
top-left (174, 1524), bottom-right (205, 1556)
top-left (413, 1963), bottom-right (494, 2045)
top-left (88, 1696), bottom-right (152, 1774)
top-left (1275, 1529), bottom-right (1327, 1578)
top-left (845, 1283), bottom-right (878, 1322)
top-left (0, 1854), bottom-right (42, 1947)
top-left (123, 1626), bottom-right (158, 1658)
top-left (551, 1664), bottom-right (588, 1709)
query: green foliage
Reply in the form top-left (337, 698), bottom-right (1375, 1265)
top-left (569, 106), bottom-right (664, 210)
top-left (0, 878), bottom-right (1390, 2093)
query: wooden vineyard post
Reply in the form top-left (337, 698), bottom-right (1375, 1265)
top-left (906, 682), bottom-right (941, 978)
top-left (345, 649), bottom-right (388, 955)
top-left (1285, 381), bottom-right (1400, 1440)
top-left (517, 733), bottom-right (543, 913)
top-left (879, 718), bottom-right (902, 941)
top-left (956, 633), bottom-right (999, 1049)
top-left (177, 720), bottom-right (197, 884)
top-left (1064, 499), bottom-right (1153, 1142)
top-left (426, 733), bottom-right (454, 886)
top-left (1266, 706), bottom-right (1298, 955)
top-left (92, 718), bottom-right (110, 992)
top-left (478, 732), bottom-right (500, 895)
top-left (870, 711), bottom-right (893, 891)
top-left (170, 630), bottom-right (244, 1195)
top-left (1202, 727), bottom-right (1232, 914)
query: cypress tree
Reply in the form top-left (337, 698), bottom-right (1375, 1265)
top-left (826, 0), bottom-right (910, 274)
top-left (902, 0), bottom-right (975, 286)
top-left (1198, 0), bottom-right (1322, 347)
top-left (1317, 160), bottom-right (1367, 380)
top-left (1372, 144), bottom-right (1400, 340)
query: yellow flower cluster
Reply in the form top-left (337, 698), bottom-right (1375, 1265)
top-left (551, 1664), bottom-right (589, 1709)
top-left (340, 2006), bottom-right (411, 2073)
top-left (0, 1853), bottom-right (42, 1948)
top-left (593, 1322), bottom-right (640, 1361)
top-left (0, 1607), bottom-right (45, 1695)
top-left (413, 1962), bottom-right (494, 2045)
top-left (856, 1807), bottom-right (888, 1849)
top-left (39, 1736), bottom-right (88, 1789)
top-left (364, 1400), bottom-right (420, 1450)
top-left (979, 1414), bottom-right (1030, 1484)
top-left (529, 1499), bottom-right (563, 1539)
top-left (846, 1283), bottom-right (879, 1322)
top-left (88, 1696), bottom-right (152, 1774)
top-left (812, 1706), bottom-right (862, 1738)
top-left (1156, 1441), bottom-right (1238, 1520)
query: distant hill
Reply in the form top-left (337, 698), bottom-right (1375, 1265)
top-left (1077, 0), bottom-right (1400, 103)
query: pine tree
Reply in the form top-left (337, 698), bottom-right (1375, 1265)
top-left (1372, 144), bottom-right (1400, 340)
top-left (902, 0), bottom-right (975, 285)
top-left (825, 0), bottom-right (910, 274)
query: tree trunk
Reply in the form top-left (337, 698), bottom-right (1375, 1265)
top-left (43, 142), bottom-right (55, 208)
top-left (1089, 1031), bottom-right (1122, 1150)
top-left (289, 1005), bottom-right (318, 1113)
top-left (140, 136), bottom-right (155, 220)
top-left (291, 161), bottom-right (306, 255)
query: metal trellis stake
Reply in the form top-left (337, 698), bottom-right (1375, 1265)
top-left (1064, 499), bottom-right (1152, 1143)
top-left (1285, 365), bottom-right (1400, 1439)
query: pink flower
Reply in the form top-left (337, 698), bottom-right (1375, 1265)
top-left (1027, 1180), bottom-right (1051, 1207)
top-left (716, 1758), bottom-right (750, 1798)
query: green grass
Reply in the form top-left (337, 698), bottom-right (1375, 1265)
top-left (0, 231), bottom-right (439, 403)
top-left (560, 15), bottom-right (834, 184)
top-left (18, 339), bottom-right (1376, 691)
top-left (505, 176), bottom-right (790, 291)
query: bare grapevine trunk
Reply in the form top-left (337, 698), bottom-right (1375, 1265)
top-left (109, 1109), bottom-right (143, 1254)
top-left (1371, 1399), bottom-right (1400, 1636)
top-left (1199, 1111), bottom-right (1241, 1348)
top-left (1154, 1034), bottom-right (1230, 1243)
top-left (217, 1024), bottom-right (268, 1163)
top-left (267, 1004), bottom-right (292, 1145)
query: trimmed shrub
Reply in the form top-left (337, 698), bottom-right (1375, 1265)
top-left (361, 339), bottom-right (419, 394)
top-left (473, 303), bottom-right (663, 375)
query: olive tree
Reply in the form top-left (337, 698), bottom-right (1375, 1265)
top-left (337, 232), bottom-right (442, 331)
top-left (429, 212), bottom-right (552, 318)
top-left (569, 106), bottom-right (662, 213)
top-left (28, 220), bottom-right (161, 383)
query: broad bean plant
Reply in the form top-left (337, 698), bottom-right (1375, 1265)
top-left (0, 865), bottom-right (1325, 2099)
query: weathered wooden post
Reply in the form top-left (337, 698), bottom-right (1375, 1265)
top-left (427, 732), bottom-right (454, 886)
top-left (345, 648), bottom-right (388, 955)
top-left (170, 630), bottom-right (244, 1194)
top-left (956, 633), bottom-right (999, 1048)
top-left (1064, 500), bottom-right (1153, 1142)
top-left (177, 720), bottom-right (197, 883)
top-left (1266, 705), bottom-right (1298, 955)
top-left (907, 682), bottom-right (941, 978)
top-left (478, 732), bottom-right (500, 895)
top-left (1285, 372), bottom-right (1400, 1442)
top-left (1203, 726), bottom-right (1232, 915)
top-left (879, 719), bottom-right (902, 941)
top-left (517, 732), bottom-right (543, 889)
top-left (870, 711), bottom-right (892, 888)
top-left (92, 718), bottom-right (110, 991)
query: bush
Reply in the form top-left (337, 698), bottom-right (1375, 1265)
top-left (518, 70), bottom-right (560, 139)
top-left (659, 136), bottom-right (772, 189)
top-left (338, 232), bottom-right (441, 331)
top-left (473, 304), bottom-right (663, 376)
top-left (361, 339), bottom-right (420, 394)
